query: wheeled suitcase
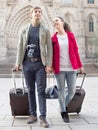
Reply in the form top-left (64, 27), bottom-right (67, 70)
top-left (46, 74), bottom-right (58, 99)
top-left (9, 70), bottom-right (29, 117)
top-left (67, 73), bottom-right (86, 114)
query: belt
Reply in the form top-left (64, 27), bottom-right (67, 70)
top-left (28, 58), bottom-right (41, 62)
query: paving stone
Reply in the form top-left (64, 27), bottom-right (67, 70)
top-left (13, 117), bottom-right (52, 127)
top-left (13, 117), bottom-right (39, 126)
top-left (47, 113), bottom-right (61, 118)
top-left (31, 125), bottom-right (70, 130)
top-left (50, 118), bottom-right (69, 125)
top-left (0, 115), bottom-right (6, 120)
top-left (70, 124), bottom-right (98, 130)
top-left (3, 115), bottom-right (14, 121)
top-left (0, 120), bottom-right (13, 127)
top-left (0, 126), bottom-right (30, 130)
top-left (83, 115), bottom-right (98, 124)
top-left (69, 115), bottom-right (88, 124)
top-left (47, 100), bottom-right (60, 114)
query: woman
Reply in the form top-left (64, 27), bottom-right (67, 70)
top-left (51, 17), bottom-right (84, 123)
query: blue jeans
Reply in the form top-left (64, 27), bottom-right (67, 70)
top-left (23, 60), bottom-right (46, 117)
top-left (55, 71), bottom-right (76, 112)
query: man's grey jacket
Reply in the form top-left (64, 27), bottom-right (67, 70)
top-left (16, 23), bottom-right (53, 67)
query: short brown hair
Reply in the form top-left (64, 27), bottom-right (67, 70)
top-left (30, 6), bottom-right (42, 14)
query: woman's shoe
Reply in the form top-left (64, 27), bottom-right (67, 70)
top-left (61, 112), bottom-right (69, 123)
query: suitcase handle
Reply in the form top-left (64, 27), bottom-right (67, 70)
top-left (76, 72), bottom-right (86, 90)
top-left (12, 69), bottom-right (25, 95)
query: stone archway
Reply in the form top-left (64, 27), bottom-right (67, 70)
top-left (6, 5), bottom-right (32, 49)
top-left (6, 5), bottom-right (50, 50)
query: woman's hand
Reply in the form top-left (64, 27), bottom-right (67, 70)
top-left (45, 67), bottom-right (53, 74)
top-left (79, 67), bottom-right (85, 74)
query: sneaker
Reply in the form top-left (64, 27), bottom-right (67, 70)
top-left (27, 115), bottom-right (37, 124)
top-left (40, 117), bottom-right (49, 128)
top-left (61, 112), bottom-right (69, 123)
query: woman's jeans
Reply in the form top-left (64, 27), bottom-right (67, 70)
top-left (23, 60), bottom-right (46, 117)
top-left (55, 71), bottom-right (77, 112)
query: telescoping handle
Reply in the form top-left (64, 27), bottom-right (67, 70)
top-left (76, 72), bottom-right (86, 90)
top-left (12, 69), bottom-right (25, 95)
top-left (47, 73), bottom-right (56, 87)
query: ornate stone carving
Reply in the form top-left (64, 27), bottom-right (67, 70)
top-left (6, 0), bottom-right (16, 6)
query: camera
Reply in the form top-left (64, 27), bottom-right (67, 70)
top-left (27, 44), bottom-right (37, 58)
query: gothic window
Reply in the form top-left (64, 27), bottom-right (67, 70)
top-left (61, 0), bottom-right (73, 4)
top-left (89, 17), bottom-right (94, 32)
top-left (88, 0), bottom-right (94, 4)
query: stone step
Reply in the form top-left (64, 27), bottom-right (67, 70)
top-left (0, 64), bottom-right (98, 78)
top-left (0, 64), bottom-right (14, 68)
top-left (0, 50), bottom-right (98, 78)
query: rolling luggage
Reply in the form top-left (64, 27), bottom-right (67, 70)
top-left (67, 73), bottom-right (86, 114)
top-left (46, 74), bottom-right (58, 99)
top-left (9, 70), bottom-right (29, 117)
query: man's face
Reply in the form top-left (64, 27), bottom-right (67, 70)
top-left (31, 8), bottom-right (42, 20)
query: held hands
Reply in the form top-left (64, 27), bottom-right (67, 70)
top-left (45, 66), bottom-right (53, 74)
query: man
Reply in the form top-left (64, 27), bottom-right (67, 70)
top-left (14, 6), bottom-right (53, 128)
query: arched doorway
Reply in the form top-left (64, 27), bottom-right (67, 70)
top-left (6, 5), bottom-right (50, 50)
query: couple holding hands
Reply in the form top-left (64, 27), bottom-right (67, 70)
top-left (14, 6), bottom-right (84, 128)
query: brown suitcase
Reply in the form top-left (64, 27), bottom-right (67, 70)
top-left (9, 70), bottom-right (29, 117)
top-left (67, 73), bottom-right (86, 114)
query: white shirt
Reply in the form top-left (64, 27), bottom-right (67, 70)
top-left (57, 34), bottom-right (74, 71)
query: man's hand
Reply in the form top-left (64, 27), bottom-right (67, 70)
top-left (13, 65), bottom-right (21, 72)
top-left (45, 67), bottom-right (53, 74)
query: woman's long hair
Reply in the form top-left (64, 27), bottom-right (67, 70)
top-left (57, 16), bottom-right (71, 32)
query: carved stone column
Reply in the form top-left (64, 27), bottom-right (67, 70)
top-left (0, 0), bottom-right (7, 57)
top-left (78, 1), bottom-right (85, 60)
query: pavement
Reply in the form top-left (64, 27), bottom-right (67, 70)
top-left (0, 52), bottom-right (98, 129)
top-left (0, 76), bottom-right (98, 130)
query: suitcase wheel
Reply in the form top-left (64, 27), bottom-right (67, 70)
top-left (76, 106), bottom-right (81, 114)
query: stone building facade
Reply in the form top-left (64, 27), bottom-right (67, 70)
top-left (0, 0), bottom-right (98, 62)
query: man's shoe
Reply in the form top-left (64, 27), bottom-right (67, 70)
top-left (27, 115), bottom-right (37, 124)
top-left (40, 117), bottom-right (49, 128)
top-left (61, 112), bottom-right (69, 123)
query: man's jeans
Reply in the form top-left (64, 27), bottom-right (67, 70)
top-left (23, 60), bottom-right (46, 117)
top-left (55, 71), bottom-right (76, 112)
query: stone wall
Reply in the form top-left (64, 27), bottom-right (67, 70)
top-left (0, 0), bottom-right (98, 62)
top-left (0, 0), bottom-right (7, 56)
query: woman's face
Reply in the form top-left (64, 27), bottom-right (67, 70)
top-left (53, 17), bottom-right (64, 30)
